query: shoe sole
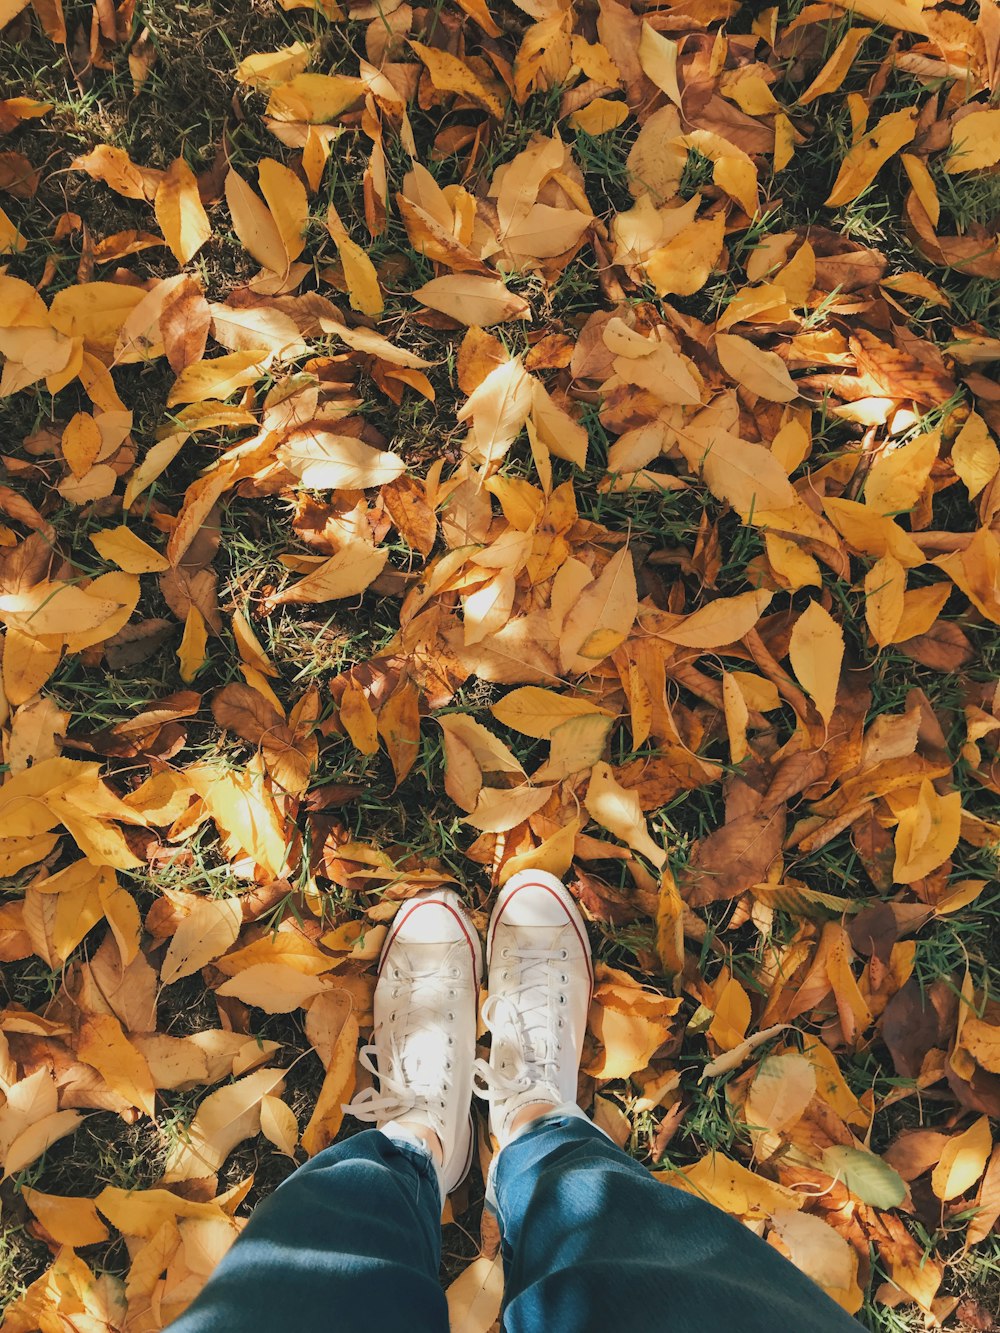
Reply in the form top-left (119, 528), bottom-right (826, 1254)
top-left (486, 873), bottom-right (594, 992)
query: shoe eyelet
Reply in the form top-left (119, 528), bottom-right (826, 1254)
top-left (390, 1011), bottom-right (397, 1021)
top-left (451, 968), bottom-right (460, 979)
top-left (501, 948), bottom-right (510, 959)
top-left (560, 950), bottom-right (568, 959)
top-left (558, 995), bottom-right (567, 1006)
top-left (448, 1012), bottom-right (455, 1021)
top-left (447, 1036), bottom-right (454, 1046)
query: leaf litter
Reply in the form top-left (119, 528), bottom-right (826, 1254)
top-left (1, 0), bottom-right (1000, 1328)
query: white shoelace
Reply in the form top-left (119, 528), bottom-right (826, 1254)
top-left (473, 945), bottom-right (569, 1104)
top-left (348, 959), bottom-right (462, 1138)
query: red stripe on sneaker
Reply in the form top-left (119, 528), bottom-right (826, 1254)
top-left (378, 898), bottom-right (481, 995)
top-left (489, 880), bottom-right (594, 991)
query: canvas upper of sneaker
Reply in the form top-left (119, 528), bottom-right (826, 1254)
top-left (474, 871), bottom-right (593, 1146)
top-left (345, 889), bottom-right (482, 1195)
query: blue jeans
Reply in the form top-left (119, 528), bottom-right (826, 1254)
top-left (169, 1112), bottom-right (860, 1332)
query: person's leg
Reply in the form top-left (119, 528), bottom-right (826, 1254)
top-left (170, 887), bottom-right (483, 1333)
top-left (474, 872), bottom-right (859, 1333)
top-left (168, 1128), bottom-right (447, 1333)
top-left (491, 1108), bottom-right (861, 1332)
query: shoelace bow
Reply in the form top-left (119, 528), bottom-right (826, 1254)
top-left (473, 945), bottom-right (569, 1103)
top-left (348, 958), bottom-right (462, 1137)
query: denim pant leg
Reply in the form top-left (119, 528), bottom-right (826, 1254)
top-left (491, 1110), bottom-right (862, 1333)
top-left (167, 1129), bottom-right (448, 1333)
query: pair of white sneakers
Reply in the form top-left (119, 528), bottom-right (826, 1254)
top-left (347, 871), bottom-right (594, 1193)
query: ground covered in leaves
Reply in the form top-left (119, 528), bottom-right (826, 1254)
top-left (1, 0), bottom-right (1000, 1328)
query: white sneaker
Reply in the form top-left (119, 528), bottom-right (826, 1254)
top-left (473, 871), bottom-right (593, 1147)
top-left (346, 889), bottom-right (482, 1195)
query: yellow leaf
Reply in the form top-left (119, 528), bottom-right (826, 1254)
top-left (931, 1116), bottom-right (992, 1200)
top-left (745, 1053), bottom-right (815, 1134)
top-left (664, 1151), bottom-right (803, 1220)
top-left (278, 430), bottom-right (405, 488)
top-left (656, 589), bottom-right (773, 648)
top-left (865, 430), bottom-right (939, 515)
top-left (638, 22), bottom-right (681, 106)
top-left (892, 780), bottom-right (962, 884)
top-left (722, 670), bottom-right (749, 764)
top-left (0, 203), bottom-right (25, 253)
top-left (951, 412), bottom-right (999, 501)
top-left (645, 213), bottom-right (726, 298)
top-left (339, 680), bottom-right (379, 754)
top-left (78, 1014), bottom-right (156, 1118)
top-left (21, 1188), bottom-right (110, 1248)
top-left (585, 967), bottom-right (681, 1078)
top-left (265, 72), bottom-right (363, 123)
top-left (160, 895), bottom-right (243, 984)
top-left (567, 98), bottom-right (628, 135)
top-left (680, 422), bottom-right (797, 517)
top-left (268, 540), bottom-right (388, 607)
top-left (4, 1109), bottom-right (82, 1179)
top-left (446, 1254), bottom-right (504, 1333)
top-left (864, 554), bottom-right (906, 648)
top-left (708, 974), bottom-right (751, 1050)
top-left (49, 282), bottom-right (148, 360)
top-left (825, 107), bottom-right (918, 207)
top-left (560, 547), bottom-right (638, 672)
top-left (217, 964), bottom-right (330, 1013)
top-left (458, 357), bottom-right (534, 467)
top-left (232, 608), bottom-right (278, 677)
top-left (499, 816), bottom-right (581, 885)
top-left (490, 687), bottom-right (608, 741)
top-left (789, 600), bottom-right (843, 725)
top-left (770, 1209), bottom-right (863, 1314)
top-left (725, 75), bottom-right (781, 117)
top-left (301, 995), bottom-right (357, 1156)
top-left (438, 711), bottom-right (523, 772)
top-left (90, 525), bottom-right (169, 574)
top-left (259, 157), bottom-right (309, 263)
top-left (463, 784), bottom-right (554, 833)
top-left (901, 153), bottom-right (940, 228)
top-left (408, 39), bottom-right (504, 116)
top-left (413, 274), bottom-right (530, 326)
top-left (225, 167), bottom-right (287, 275)
top-left (167, 350), bottom-right (270, 406)
top-left (822, 495), bottom-right (924, 567)
top-left (584, 760), bottom-right (665, 868)
top-left (235, 41), bottom-right (313, 88)
top-left (829, 0), bottom-right (927, 35)
top-left (534, 712), bottom-right (614, 782)
top-left (154, 157), bottom-right (211, 265)
top-left (177, 605), bottom-right (208, 684)
top-left (326, 204), bottom-right (383, 315)
top-left (376, 680), bottom-right (422, 786)
top-left (259, 1093), bottom-right (299, 1156)
top-left (61, 411), bottom-right (102, 478)
top-left (0, 581), bottom-right (124, 638)
top-left (715, 333), bottom-right (797, 402)
top-left (946, 109), bottom-right (1000, 174)
top-left (656, 865), bottom-right (685, 976)
top-left (798, 27), bottom-right (871, 105)
top-left (162, 1066), bottom-right (288, 1181)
